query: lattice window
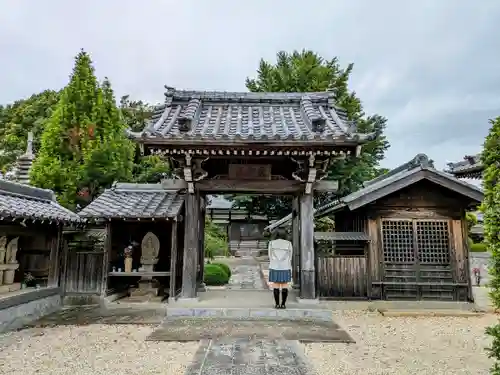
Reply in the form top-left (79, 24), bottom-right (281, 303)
top-left (416, 221), bottom-right (450, 264)
top-left (382, 220), bottom-right (414, 263)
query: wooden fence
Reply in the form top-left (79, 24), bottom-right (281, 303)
top-left (317, 256), bottom-right (367, 298)
top-left (65, 250), bottom-right (104, 294)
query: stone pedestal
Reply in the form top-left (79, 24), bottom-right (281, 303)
top-left (2, 263), bottom-right (19, 285)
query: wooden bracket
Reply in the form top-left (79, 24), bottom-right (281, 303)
top-left (184, 153), bottom-right (194, 193)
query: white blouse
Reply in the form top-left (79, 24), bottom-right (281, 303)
top-left (268, 239), bottom-right (292, 271)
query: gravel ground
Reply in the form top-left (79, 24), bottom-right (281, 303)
top-left (303, 311), bottom-right (498, 375)
top-left (0, 325), bottom-right (199, 375)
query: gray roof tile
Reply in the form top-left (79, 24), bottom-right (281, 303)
top-left (78, 183), bottom-right (184, 220)
top-left (314, 232), bottom-right (370, 241)
top-left (0, 180), bottom-right (80, 223)
top-left (132, 88), bottom-right (374, 143)
top-left (446, 154), bottom-right (483, 177)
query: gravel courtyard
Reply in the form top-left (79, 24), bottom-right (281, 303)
top-left (0, 325), bottom-right (199, 375)
top-left (0, 311), bottom-right (498, 374)
top-left (304, 311), bottom-right (498, 375)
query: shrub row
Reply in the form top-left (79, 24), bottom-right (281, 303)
top-left (203, 262), bottom-right (231, 286)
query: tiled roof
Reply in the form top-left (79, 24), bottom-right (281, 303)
top-left (130, 88), bottom-right (374, 144)
top-left (314, 232), bottom-right (370, 241)
top-left (445, 154), bottom-right (483, 177)
top-left (206, 195), bottom-right (233, 210)
top-left (319, 154), bottom-right (483, 215)
top-left (0, 180), bottom-right (80, 223)
top-left (78, 183), bottom-right (184, 220)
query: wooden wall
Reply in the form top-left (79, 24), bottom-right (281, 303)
top-left (317, 256), bottom-right (367, 298)
top-left (65, 250), bottom-right (104, 294)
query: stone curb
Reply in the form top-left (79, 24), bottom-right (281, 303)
top-left (164, 307), bottom-right (332, 322)
top-left (379, 309), bottom-right (485, 317)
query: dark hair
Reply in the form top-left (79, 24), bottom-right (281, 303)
top-left (273, 228), bottom-right (289, 240)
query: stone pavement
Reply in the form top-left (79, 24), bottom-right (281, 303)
top-left (227, 257), bottom-right (266, 290)
top-left (184, 338), bottom-right (314, 375)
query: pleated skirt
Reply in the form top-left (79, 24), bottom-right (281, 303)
top-left (268, 269), bottom-right (292, 283)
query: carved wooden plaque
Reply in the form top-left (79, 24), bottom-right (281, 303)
top-left (228, 164), bottom-right (271, 180)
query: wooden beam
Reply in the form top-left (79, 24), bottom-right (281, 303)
top-left (161, 179), bottom-right (188, 190)
top-left (196, 179), bottom-right (303, 194)
top-left (48, 227), bottom-right (62, 287)
top-left (169, 221), bottom-right (178, 300)
top-left (100, 223), bottom-right (111, 298)
top-left (198, 196), bottom-right (206, 291)
top-left (313, 180), bottom-right (339, 192)
top-left (180, 192), bottom-right (200, 299)
top-left (299, 193), bottom-right (316, 300)
top-left (291, 196), bottom-right (300, 289)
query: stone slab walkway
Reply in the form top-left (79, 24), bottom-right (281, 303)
top-left (147, 318), bottom-right (354, 343)
top-left (227, 257), bottom-right (266, 290)
top-left (184, 338), bottom-right (314, 375)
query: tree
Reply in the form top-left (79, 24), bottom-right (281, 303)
top-left (132, 154), bottom-right (170, 183)
top-left (228, 50), bottom-right (389, 218)
top-left (0, 90), bottom-right (60, 173)
top-left (119, 95), bottom-right (154, 132)
top-left (30, 50), bottom-right (134, 209)
top-left (482, 117), bottom-right (500, 374)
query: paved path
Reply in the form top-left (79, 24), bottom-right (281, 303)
top-left (227, 257), bottom-right (266, 290)
top-left (185, 338), bottom-right (313, 375)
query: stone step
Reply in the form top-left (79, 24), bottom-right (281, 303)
top-left (165, 307), bottom-right (332, 322)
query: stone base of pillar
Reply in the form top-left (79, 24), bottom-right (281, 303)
top-left (299, 269), bottom-right (316, 300)
top-left (292, 283), bottom-right (300, 290)
top-left (197, 282), bottom-right (207, 292)
top-left (176, 297), bottom-right (200, 303)
top-left (296, 297), bottom-right (320, 304)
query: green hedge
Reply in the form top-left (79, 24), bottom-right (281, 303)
top-left (470, 242), bottom-right (488, 252)
top-left (204, 264), bottom-right (230, 286)
top-left (211, 262), bottom-right (231, 278)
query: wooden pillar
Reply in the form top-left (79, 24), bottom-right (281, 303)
top-left (169, 220), bottom-right (178, 300)
top-left (100, 222), bottom-right (111, 298)
top-left (299, 193), bottom-right (316, 300)
top-left (198, 196), bottom-right (206, 291)
top-left (48, 226), bottom-right (62, 288)
top-left (292, 196), bottom-right (300, 289)
top-left (180, 192), bottom-right (200, 299)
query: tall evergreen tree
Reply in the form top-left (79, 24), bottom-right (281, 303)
top-left (30, 50), bottom-right (134, 209)
top-left (229, 50), bottom-right (389, 218)
top-left (482, 117), bottom-right (500, 373)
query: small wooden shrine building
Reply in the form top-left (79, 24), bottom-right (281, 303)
top-left (76, 183), bottom-right (185, 302)
top-left (127, 87), bottom-right (373, 301)
top-left (0, 179), bottom-right (80, 332)
top-left (313, 154), bottom-right (483, 301)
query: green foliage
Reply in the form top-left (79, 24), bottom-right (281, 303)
top-left (481, 117), bottom-right (500, 373)
top-left (231, 50), bottom-right (389, 217)
top-left (30, 50), bottom-right (134, 209)
top-left (132, 154), bottom-right (170, 183)
top-left (119, 95), bottom-right (154, 132)
top-left (314, 217), bottom-right (335, 232)
top-left (470, 242), bottom-right (488, 253)
top-left (468, 237), bottom-right (474, 249)
top-left (204, 219), bottom-right (228, 259)
top-left (204, 263), bottom-right (230, 285)
top-left (211, 262), bottom-right (231, 278)
top-left (466, 212), bottom-right (478, 233)
top-left (0, 90), bottom-right (60, 173)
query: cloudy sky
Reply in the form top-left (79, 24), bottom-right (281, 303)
top-left (0, 0), bottom-right (498, 171)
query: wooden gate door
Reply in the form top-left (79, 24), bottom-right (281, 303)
top-left (381, 219), bottom-right (454, 300)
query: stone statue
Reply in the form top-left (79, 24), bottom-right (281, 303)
top-left (5, 237), bottom-right (19, 264)
top-left (0, 236), bottom-right (6, 264)
top-left (140, 232), bottom-right (160, 267)
top-left (3, 237), bottom-right (20, 285)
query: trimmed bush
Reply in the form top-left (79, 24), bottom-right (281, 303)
top-left (204, 264), bottom-right (230, 286)
top-left (471, 242), bottom-right (488, 252)
top-left (211, 262), bottom-right (231, 278)
top-left (468, 237), bottom-right (474, 249)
